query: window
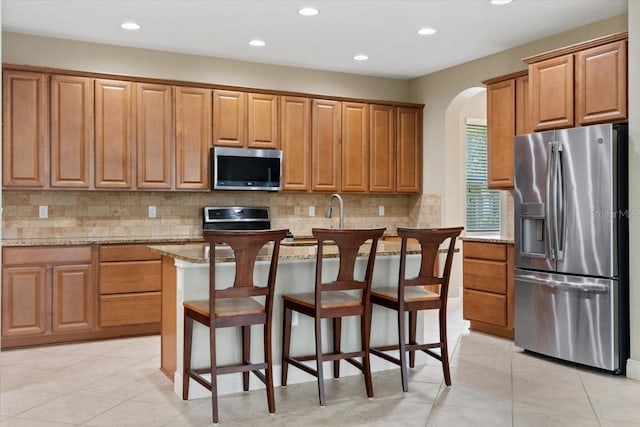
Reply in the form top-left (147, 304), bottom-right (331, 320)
top-left (466, 121), bottom-right (500, 232)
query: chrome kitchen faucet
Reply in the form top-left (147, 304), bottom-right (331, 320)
top-left (325, 193), bottom-right (344, 229)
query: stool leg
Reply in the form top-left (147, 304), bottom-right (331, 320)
top-left (332, 317), bottom-right (342, 379)
top-left (361, 310), bottom-right (374, 398)
top-left (210, 323), bottom-right (219, 424)
top-left (281, 304), bottom-right (292, 386)
top-left (409, 310), bottom-right (417, 368)
top-left (264, 316), bottom-right (276, 413)
top-left (397, 308), bottom-right (409, 393)
top-left (315, 315), bottom-right (326, 406)
top-left (242, 325), bottom-right (251, 392)
top-left (182, 313), bottom-right (193, 400)
top-left (439, 308), bottom-right (452, 386)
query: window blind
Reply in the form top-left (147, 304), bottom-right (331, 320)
top-left (466, 124), bottom-right (500, 232)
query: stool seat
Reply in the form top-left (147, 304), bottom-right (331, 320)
top-left (282, 291), bottom-right (360, 310)
top-left (184, 298), bottom-right (266, 318)
top-left (370, 286), bottom-right (439, 303)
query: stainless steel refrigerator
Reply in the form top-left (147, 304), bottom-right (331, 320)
top-left (514, 123), bottom-right (628, 374)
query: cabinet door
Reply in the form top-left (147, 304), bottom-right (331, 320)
top-left (213, 90), bottom-right (246, 147)
top-left (1, 266), bottom-right (47, 337)
top-left (248, 93), bottom-right (279, 149)
top-left (515, 75), bottom-right (534, 135)
top-left (486, 79), bottom-right (515, 189)
top-left (311, 99), bottom-right (342, 192)
top-left (281, 96), bottom-right (311, 191)
top-left (576, 40), bottom-right (627, 125)
top-left (396, 107), bottom-right (421, 193)
top-left (530, 55), bottom-right (574, 131)
top-left (52, 264), bottom-right (95, 332)
top-left (95, 79), bottom-right (133, 188)
top-left (175, 86), bottom-right (212, 190)
top-left (369, 104), bottom-right (395, 193)
top-left (2, 70), bottom-right (48, 188)
top-left (342, 102), bottom-right (369, 192)
top-left (136, 83), bottom-right (173, 189)
top-left (51, 75), bottom-right (94, 188)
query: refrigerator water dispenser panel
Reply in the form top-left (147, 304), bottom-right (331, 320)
top-left (519, 203), bottom-right (546, 258)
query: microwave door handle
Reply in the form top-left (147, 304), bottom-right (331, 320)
top-left (545, 142), bottom-right (556, 260)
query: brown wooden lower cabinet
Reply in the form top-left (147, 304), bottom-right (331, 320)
top-left (462, 240), bottom-right (514, 339)
top-left (1, 243), bottom-right (165, 349)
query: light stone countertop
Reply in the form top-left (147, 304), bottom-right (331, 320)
top-left (459, 234), bottom-right (514, 244)
top-left (1, 236), bottom-right (205, 247)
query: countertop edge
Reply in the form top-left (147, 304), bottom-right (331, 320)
top-left (460, 236), bottom-right (514, 244)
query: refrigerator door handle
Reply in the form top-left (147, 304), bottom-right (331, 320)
top-left (516, 274), bottom-right (608, 293)
top-left (545, 141), bottom-right (556, 260)
top-left (556, 142), bottom-right (566, 261)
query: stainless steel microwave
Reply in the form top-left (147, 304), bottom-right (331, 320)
top-left (211, 147), bottom-right (283, 191)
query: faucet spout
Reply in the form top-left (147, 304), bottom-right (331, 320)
top-left (325, 193), bottom-right (344, 229)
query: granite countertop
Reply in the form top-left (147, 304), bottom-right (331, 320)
top-left (1, 236), bottom-right (205, 247)
top-left (459, 234), bottom-right (514, 244)
top-left (148, 238), bottom-right (441, 264)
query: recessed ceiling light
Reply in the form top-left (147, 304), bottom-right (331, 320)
top-left (120, 22), bottom-right (140, 30)
top-left (298, 7), bottom-right (319, 16)
top-left (249, 39), bottom-right (266, 47)
top-left (417, 27), bottom-right (437, 36)
top-left (353, 54), bottom-right (368, 61)
top-left (490, 0), bottom-right (513, 5)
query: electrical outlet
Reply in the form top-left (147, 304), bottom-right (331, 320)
top-left (38, 205), bottom-right (48, 219)
top-left (308, 206), bottom-right (315, 217)
top-left (148, 206), bottom-right (157, 218)
top-left (292, 312), bottom-right (299, 327)
top-left (378, 205), bottom-right (385, 216)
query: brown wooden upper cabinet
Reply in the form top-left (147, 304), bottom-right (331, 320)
top-left (311, 99), bottom-right (342, 192)
top-left (281, 96), bottom-right (311, 191)
top-left (175, 86), bottom-right (212, 190)
top-left (213, 90), bottom-right (279, 149)
top-left (95, 78), bottom-right (134, 189)
top-left (483, 71), bottom-right (532, 189)
top-left (341, 102), bottom-right (369, 192)
top-left (136, 83), bottom-right (173, 189)
top-left (2, 70), bottom-right (48, 188)
top-left (369, 104), bottom-right (395, 193)
top-left (50, 75), bottom-right (94, 188)
top-left (396, 107), bottom-right (421, 193)
top-left (526, 34), bottom-right (627, 131)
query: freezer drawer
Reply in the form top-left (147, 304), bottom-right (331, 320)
top-left (514, 269), bottom-right (619, 371)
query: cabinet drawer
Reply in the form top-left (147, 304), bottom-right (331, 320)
top-left (99, 245), bottom-right (161, 262)
top-left (463, 289), bottom-right (507, 327)
top-left (99, 260), bottom-right (161, 294)
top-left (463, 242), bottom-right (506, 261)
top-left (463, 259), bottom-right (507, 293)
top-left (99, 292), bottom-right (161, 327)
top-left (3, 245), bottom-right (92, 265)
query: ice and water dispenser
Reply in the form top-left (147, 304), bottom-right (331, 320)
top-left (519, 203), bottom-right (546, 257)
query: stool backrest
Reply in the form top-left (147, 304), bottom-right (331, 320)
top-left (312, 227), bottom-right (385, 310)
top-left (203, 228), bottom-right (289, 310)
top-left (397, 227), bottom-right (464, 300)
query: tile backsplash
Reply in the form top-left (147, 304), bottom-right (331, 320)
top-left (2, 191), bottom-right (441, 242)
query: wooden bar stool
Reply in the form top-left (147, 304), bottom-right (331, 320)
top-left (370, 226), bottom-right (463, 391)
top-left (280, 227), bottom-right (385, 406)
top-left (182, 228), bottom-right (289, 424)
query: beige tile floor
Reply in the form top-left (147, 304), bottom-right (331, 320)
top-left (1, 298), bottom-right (639, 426)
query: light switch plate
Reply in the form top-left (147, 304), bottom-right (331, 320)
top-left (378, 205), bottom-right (385, 216)
top-left (308, 206), bottom-right (315, 217)
top-left (38, 205), bottom-right (48, 219)
top-left (148, 206), bottom-right (157, 218)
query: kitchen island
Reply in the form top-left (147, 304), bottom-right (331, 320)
top-left (150, 238), bottom-right (435, 399)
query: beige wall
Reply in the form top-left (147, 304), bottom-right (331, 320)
top-left (627, 1), bottom-right (640, 378)
top-left (2, 32), bottom-right (410, 103)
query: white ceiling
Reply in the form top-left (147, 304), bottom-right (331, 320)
top-left (1, 0), bottom-right (628, 79)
